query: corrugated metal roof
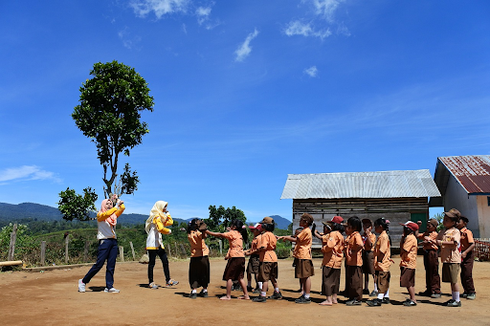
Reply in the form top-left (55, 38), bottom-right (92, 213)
top-left (281, 169), bottom-right (441, 199)
top-left (437, 155), bottom-right (490, 194)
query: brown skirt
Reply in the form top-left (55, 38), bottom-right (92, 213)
top-left (400, 267), bottom-right (415, 288)
top-left (257, 261), bottom-right (278, 283)
top-left (246, 255), bottom-right (260, 275)
top-left (222, 257), bottom-right (245, 281)
top-left (362, 251), bottom-right (375, 275)
top-left (189, 256), bottom-right (210, 289)
top-left (295, 259), bottom-right (315, 279)
top-left (321, 266), bottom-right (341, 296)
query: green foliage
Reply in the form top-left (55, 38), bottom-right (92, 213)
top-left (204, 205), bottom-right (247, 231)
top-left (72, 60), bottom-right (154, 198)
top-left (0, 223), bottom-right (37, 263)
top-left (432, 212), bottom-right (444, 231)
top-left (58, 187), bottom-right (98, 222)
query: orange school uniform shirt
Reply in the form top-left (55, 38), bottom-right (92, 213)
top-left (321, 230), bottom-right (344, 269)
top-left (374, 231), bottom-right (391, 272)
top-left (258, 232), bottom-right (278, 262)
top-left (400, 234), bottom-right (417, 269)
top-left (418, 230), bottom-right (438, 250)
top-left (345, 231), bottom-right (363, 267)
top-left (222, 230), bottom-right (244, 258)
top-left (188, 230), bottom-right (209, 257)
top-left (460, 227), bottom-right (474, 252)
top-left (436, 227), bottom-right (461, 264)
top-left (295, 227), bottom-right (312, 260)
top-left (362, 232), bottom-right (376, 251)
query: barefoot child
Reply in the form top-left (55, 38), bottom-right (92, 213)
top-left (207, 219), bottom-right (250, 300)
top-left (252, 217), bottom-right (282, 302)
top-left (318, 216), bottom-right (344, 306)
top-left (344, 216), bottom-right (364, 306)
top-left (366, 218), bottom-right (393, 307)
top-left (399, 221), bottom-right (419, 306)
top-left (278, 213), bottom-right (315, 304)
top-left (187, 218), bottom-right (210, 299)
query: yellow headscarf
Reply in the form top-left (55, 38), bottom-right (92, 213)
top-left (145, 200), bottom-right (168, 233)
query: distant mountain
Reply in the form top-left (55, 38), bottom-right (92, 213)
top-left (0, 202), bottom-right (185, 226)
top-left (269, 215), bottom-right (292, 230)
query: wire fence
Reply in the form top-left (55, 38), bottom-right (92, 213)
top-left (475, 238), bottom-right (490, 261)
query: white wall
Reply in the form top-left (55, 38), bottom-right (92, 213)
top-left (476, 195), bottom-right (490, 238)
top-left (444, 175), bottom-right (479, 236)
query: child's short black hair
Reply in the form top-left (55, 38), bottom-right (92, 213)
top-left (374, 217), bottom-right (390, 231)
top-left (331, 222), bottom-right (344, 234)
top-left (187, 218), bottom-right (199, 234)
top-left (230, 219), bottom-right (248, 243)
top-left (347, 216), bottom-right (362, 232)
top-left (262, 222), bottom-right (275, 232)
top-left (460, 216), bottom-right (469, 224)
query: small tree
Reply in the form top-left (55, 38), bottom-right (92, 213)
top-left (204, 205), bottom-right (247, 231)
top-left (72, 60), bottom-right (154, 198)
top-left (58, 187), bottom-right (98, 221)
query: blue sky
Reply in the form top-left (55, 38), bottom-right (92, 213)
top-left (1, 0), bottom-right (489, 222)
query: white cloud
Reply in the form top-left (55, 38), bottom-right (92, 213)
top-left (0, 166), bottom-right (61, 184)
top-left (309, 0), bottom-right (344, 22)
top-left (235, 29), bottom-right (259, 62)
top-left (304, 66), bottom-right (318, 77)
top-left (196, 6), bottom-right (211, 24)
top-left (118, 27), bottom-right (141, 49)
top-left (284, 21), bottom-right (331, 39)
top-left (130, 0), bottom-right (190, 19)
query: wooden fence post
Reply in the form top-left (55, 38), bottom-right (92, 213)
top-left (119, 246), bottom-right (124, 262)
top-left (129, 242), bottom-right (136, 261)
top-left (40, 241), bottom-right (46, 266)
top-left (180, 244), bottom-right (186, 256)
top-left (218, 239), bottom-right (222, 256)
top-left (166, 244), bottom-right (172, 257)
top-left (64, 235), bottom-right (69, 264)
top-left (8, 224), bottom-right (18, 261)
top-left (174, 242), bottom-right (179, 258)
top-left (83, 241), bottom-right (90, 262)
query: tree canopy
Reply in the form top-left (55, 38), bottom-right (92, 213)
top-left (72, 60), bottom-right (154, 198)
top-left (204, 205), bottom-right (247, 231)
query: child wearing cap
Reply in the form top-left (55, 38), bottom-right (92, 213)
top-left (417, 218), bottom-right (441, 298)
top-left (399, 221), bottom-right (419, 306)
top-left (366, 218), bottom-right (393, 307)
top-left (187, 218), bottom-right (210, 299)
top-left (245, 223), bottom-right (263, 293)
top-left (252, 216), bottom-right (282, 302)
top-left (344, 216), bottom-right (364, 306)
top-left (292, 226), bottom-right (305, 293)
top-left (457, 216), bottom-right (476, 300)
top-left (318, 216), bottom-right (345, 306)
top-left (431, 208), bottom-right (462, 307)
top-left (361, 219), bottom-right (377, 297)
top-left (206, 219), bottom-right (250, 300)
top-left (278, 213), bottom-right (315, 304)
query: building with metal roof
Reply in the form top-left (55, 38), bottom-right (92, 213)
top-left (432, 155), bottom-right (490, 238)
top-left (281, 169), bottom-right (441, 248)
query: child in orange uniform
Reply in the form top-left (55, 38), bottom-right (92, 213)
top-left (318, 216), bottom-right (344, 306)
top-left (245, 223), bottom-right (263, 293)
top-left (399, 221), bottom-right (419, 306)
top-left (187, 218), bottom-right (210, 299)
top-left (362, 219), bottom-right (377, 297)
top-left (207, 219), bottom-right (249, 300)
top-left (430, 209), bottom-right (462, 307)
top-left (366, 218), bottom-right (393, 307)
top-left (278, 213), bottom-right (315, 304)
top-left (418, 218), bottom-right (441, 298)
top-left (457, 216), bottom-right (476, 300)
top-left (252, 216), bottom-right (282, 302)
top-left (344, 216), bottom-right (364, 306)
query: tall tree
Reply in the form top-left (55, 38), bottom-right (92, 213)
top-left (72, 60), bottom-right (154, 198)
top-left (205, 205), bottom-right (247, 231)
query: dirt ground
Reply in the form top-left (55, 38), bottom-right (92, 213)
top-left (1, 256), bottom-right (489, 326)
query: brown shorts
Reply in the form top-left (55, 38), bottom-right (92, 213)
top-left (246, 255), bottom-right (260, 275)
top-left (442, 263), bottom-right (460, 284)
top-left (362, 251), bottom-right (375, 275)
top-left (375, 270), bottom-right (390, 293)
top-left (295, 259), bottom-right (315, 279)
top-left (222, 257), bottom-right (245, 281)
top-left (400, 267), bottom-right (415, 288)
top-left (258, 261), bottom-right (278, 283)
top-left (321, 266), bottom-right (341, 296)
